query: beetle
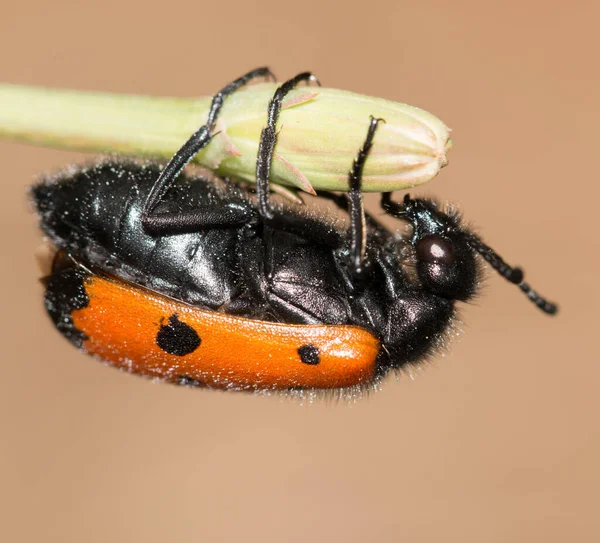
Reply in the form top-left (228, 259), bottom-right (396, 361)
top-left (32, 69), bottom-right (557, 393)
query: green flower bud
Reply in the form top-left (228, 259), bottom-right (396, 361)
top-left (206, 83), bottom-right (452, 193)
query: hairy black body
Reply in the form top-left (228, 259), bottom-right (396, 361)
top-left (33, 160), bottom-right (457, 376)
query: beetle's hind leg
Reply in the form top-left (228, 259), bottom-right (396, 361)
top-left (142, 67), bottom-right (274, 232)
top-left (141, 198), bottom-right (257, 235)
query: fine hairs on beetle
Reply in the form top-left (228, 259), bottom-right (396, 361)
top-left (32, 68), bottom-right (558, 396)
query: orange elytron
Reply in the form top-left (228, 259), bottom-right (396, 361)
top-left (69, 271), bottom-right (380, 391)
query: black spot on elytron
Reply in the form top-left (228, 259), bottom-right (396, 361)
top-left (298, 344), bottom-right (320, 365)
top-left (156, 314), bottom-right (201, 356)
top-left (176, 375), bottom-right (205, 387)
top-left (44, 267), bottom-right (90, 348)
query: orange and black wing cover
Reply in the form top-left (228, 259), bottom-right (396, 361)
top-left (44, 268), bottom-right (381, 391)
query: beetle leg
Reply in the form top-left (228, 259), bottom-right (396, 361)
top-left (141, 200), bottom-right (257, 235)
top-left (142, 67), bottom-right (274, 231)
top-left (380, 191), bottom-right (410, 217)
top-left (346, 116), bottom-right (385, 276)
top-left (267, 117), bottom-right (385, 270)
top-left (255, 72), bottom-right (320, 220)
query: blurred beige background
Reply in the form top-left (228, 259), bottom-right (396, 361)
top-left (1, 1), bottom-right (598, 542)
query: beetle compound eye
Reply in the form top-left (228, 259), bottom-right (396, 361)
top-left (415, 233), bottom-right (477, 302)
top-left (416, 235), bottom-right (455, 265)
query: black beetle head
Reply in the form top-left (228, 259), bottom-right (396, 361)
top-left (384, 194), bottom-right (557, 315)
top-left (401, 197), bottom-right (478, 302)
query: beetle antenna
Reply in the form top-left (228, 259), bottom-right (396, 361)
top-left (465, 234), bottom-right (558, 315)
